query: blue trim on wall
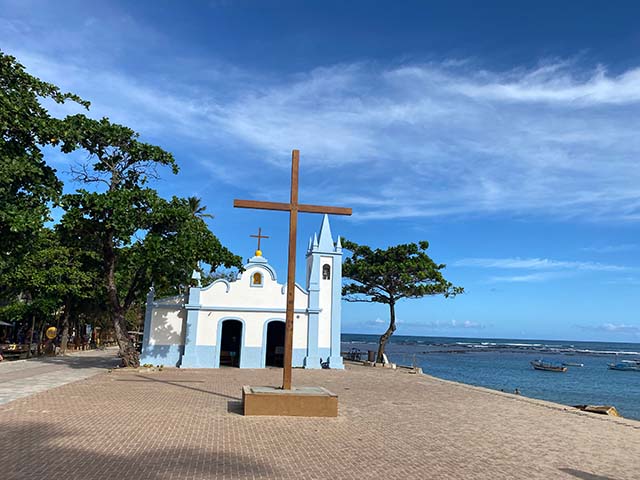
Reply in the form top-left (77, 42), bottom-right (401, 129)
top-left (330, 250), bottom-right (345, 369)
top-left (305, 252), bottom-right (321, 369)
top-left (318, 347), bottom-right (331, 364)
top-left (180, 286), bottom-right (203, 368)
top-left (195, 306), bottom-right (319, 314)
top-left (241, 346), bottom-right (263, 369)
top-left (292, 348), bottom-right (306, 368)
top-left (201, 278), bottom-right (231, 293)
top-left (140, 288), bottom-right (155, 359)
top-left (177, 345), bottom-right (216, 369)
top-left (140, 344), bottom-right (182, 368)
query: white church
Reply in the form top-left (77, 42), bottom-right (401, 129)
top-left (139, 215), bottom-right (344, 369)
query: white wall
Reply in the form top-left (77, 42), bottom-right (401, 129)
top-left (149, 307), bottom-right (185, 346)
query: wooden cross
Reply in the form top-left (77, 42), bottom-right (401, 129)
top-left (250, 227), bottom-right (269, 253)
top-left (234, 150), bottom-right (352, 390)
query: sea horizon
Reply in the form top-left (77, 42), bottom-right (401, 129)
top-left (343, 332), bottom-right (640, 347)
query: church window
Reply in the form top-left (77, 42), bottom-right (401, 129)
top-left (323, 264), bottom-right (331, 280)
top-left (252, 272), bottom-right (263, 286)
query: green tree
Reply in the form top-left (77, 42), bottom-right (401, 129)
top-left (0, 227), bottom-right (98, 355)
top-left (0, 51), bottom-right (88, 288)
top-left (187, 196), bottom-right (214, 219)
top-left (342, 239), bottom-right (463, 363)
top-left (59, 115), bottom-right (242, 367)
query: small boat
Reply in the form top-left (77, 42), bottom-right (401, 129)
top-left (562, 362), bottom-right (584, 367)
top-left (530, 360), bottom-right (567, 372)
top-left (573, 405), bottom-right (621, 417)
top-left (608, 362), bottom-right (640, 371)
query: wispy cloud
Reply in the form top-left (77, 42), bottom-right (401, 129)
top-left (581, 244), bottom-right (638, 254)
top-left (398, 319), bottom-right (485, 330)
top-left (4, 7), bottom-right (640, 222)
top-left (456, 256), bottom-right (631, 283)
top-left (425, 319), bottom-right (484, 329)
top-left (453, 63), bottom-right (640, 105)
top-left (576, 323), bottom-right (640, 334)
top-left (602, 276), bottom-right (640, 286)
top-left (454, 257), bottom-right (629, 272)
top-left (487, 272), bottom-right (566, 283)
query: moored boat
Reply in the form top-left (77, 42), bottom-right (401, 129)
top-left (530, 360), bottom-right (567, 372)
top-left (608, 361), bottom-right (640, 371)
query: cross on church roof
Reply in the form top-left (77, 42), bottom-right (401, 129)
top-left (250, 227), bottom-right (269, 256)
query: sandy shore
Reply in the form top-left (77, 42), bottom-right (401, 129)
top-left (1, 358), bottom-right (638, 479)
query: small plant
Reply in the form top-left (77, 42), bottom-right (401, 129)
top-left (142, 363), bottom-right (153, 368)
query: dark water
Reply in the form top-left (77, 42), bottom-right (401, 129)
top-left (342, 334), bottom-right (640, 421)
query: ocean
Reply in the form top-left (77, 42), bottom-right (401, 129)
top-left (341, 333), bottom-right (640, 421)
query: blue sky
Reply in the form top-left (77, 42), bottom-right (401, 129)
top-left (3, 0), bottom-right (640, 342)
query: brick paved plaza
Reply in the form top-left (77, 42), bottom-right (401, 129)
top-left (1, 351), bottom-right (639, 480)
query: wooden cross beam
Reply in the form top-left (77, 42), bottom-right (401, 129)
top-left (234, 150), bottom-right (352, 390)
top-left (250, 227), bottom-right (269, 253)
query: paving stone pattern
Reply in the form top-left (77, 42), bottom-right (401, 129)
top-left (1, 360), bottom-right (638, 479)
top-left (0, 347), bottom-right (119, 405)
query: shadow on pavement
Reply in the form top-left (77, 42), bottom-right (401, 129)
top-left (115, 374), bottom-right (242, 401)
top-left (0, 422), bottom-right (277, 480)
top-left (559, 468), bottom-right (618, 480)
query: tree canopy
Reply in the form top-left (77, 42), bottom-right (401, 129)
top-left (1, 51), bottom-right (241, 367)
top-left (342, 239), bottom-right (463, 363)
top-left (58, 114), bottom-right (242, 366)
top-left (0, 51), bottom-right (88, 283)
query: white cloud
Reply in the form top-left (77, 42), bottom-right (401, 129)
top-left (4, 9), bottom-right (640, 223)
top-left (422, 319), bottom-right (484, 329)
top-left (487, 272), bottom-right (564, 283)
top-left (454, 257), bottom-right (629, 272)
top-left (576, 323), bottom-right (640, 334)
top-left (456, 256), bottom-right (631, 283)
top-left (581, 244), bottom-right (638, 254)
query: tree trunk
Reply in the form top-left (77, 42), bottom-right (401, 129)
top-left (104, 233), bottom-right (139, 368)
top-left (113, 308), bottom-right (139, 367)
top-left (59, 299), bottom-right (71, 355)
top-left (26, 314), bottom-right (36, 359)
top-left (377, 300), bottom-right (396, 363)
top-left (37, 320), bottom-right (45, 356)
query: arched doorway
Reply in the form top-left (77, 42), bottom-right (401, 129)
top-left (219, 320), bottom-right (242, 367)
top-left (265, 321), bottom-right (285, 367)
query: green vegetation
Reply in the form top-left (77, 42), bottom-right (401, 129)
top-left (342, 239), bottom-right (463, 363)
top-left (0, 51), bottom-right (242, 367)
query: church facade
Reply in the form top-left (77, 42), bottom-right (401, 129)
top-left (139, 215), bottom-right (344, 369)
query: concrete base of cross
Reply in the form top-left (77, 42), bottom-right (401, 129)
top-left (242, 385), bottom-right (338, 417)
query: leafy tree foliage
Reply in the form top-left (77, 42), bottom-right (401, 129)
top-left (58, 115), bottom-right (242, 367)
top-left (0, 51), bottom-right (88, 284)
top-left (2, 52), bottom-right (241, 367)
top-left (0, 228), bottom-right (98, 354)
top-left (342, 239), bottom-right (463, 363)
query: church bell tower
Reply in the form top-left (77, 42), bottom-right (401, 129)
top-left (305, 215), bottom-right (344, 369)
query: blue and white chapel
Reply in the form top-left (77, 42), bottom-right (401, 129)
top-left (140, 215), bottom-right (344, 369)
